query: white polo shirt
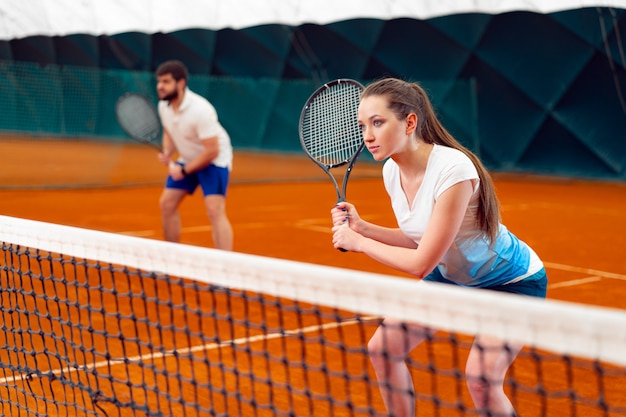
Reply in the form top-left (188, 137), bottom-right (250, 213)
top-left (158, 88), bottom-right (233, 170)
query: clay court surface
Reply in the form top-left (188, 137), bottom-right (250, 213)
top-left (2, 138), bottom-right (624, 308)
top-left (1, 138), bottom-right (626, 415)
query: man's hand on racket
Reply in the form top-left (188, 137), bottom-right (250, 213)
top-left (158, 149), bottom-right (180, 178)
top-left (158, 132), bottom-right (176, 166)
top-left (168, 162), bottom-right (185, 181)
top-left (158, 151), bottom-right (173, 165)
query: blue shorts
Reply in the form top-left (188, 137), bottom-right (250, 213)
top-left (423, 267), bottom-right (547, 298)
top-left (166, 163), bottom-right (230, 197)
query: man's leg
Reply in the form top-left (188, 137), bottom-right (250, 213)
top-left (204, 194), bottom-right (233, 250)
top-left (159, 188), bottom-right (187, 242)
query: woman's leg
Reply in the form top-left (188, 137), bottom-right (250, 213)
top-left (465, 335), bottom-right (523, 417)
top-left (368, 318), bottom-right (434, 417)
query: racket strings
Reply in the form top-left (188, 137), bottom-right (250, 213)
top-left (117, 96), bottom-right (161, 142)
top-left (302, 83), bottom-right (363, 167)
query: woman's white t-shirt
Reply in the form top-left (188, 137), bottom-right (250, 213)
top-left (383, 144), bottom-right (543, 287)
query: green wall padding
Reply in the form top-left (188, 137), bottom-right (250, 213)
top-left (1, 7), bottom-right (624, 180)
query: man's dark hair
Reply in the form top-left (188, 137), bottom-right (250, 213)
top-left (156, 60), bottom-right (188, 82)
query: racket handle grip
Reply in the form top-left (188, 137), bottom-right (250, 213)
top-left (337, 210), bottom-right (350, 252)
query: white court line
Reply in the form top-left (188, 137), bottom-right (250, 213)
top-left (544, 262), bottom-right (626, 291)
top-left (119, 216), bottom-right (332, 237)
top-left (548, 276), bottom-right (602, 289)
top-left (121, 224), bottom-right (626, 290)
top-left (543, 262), bottom-right (626, 281)
top-left (0, 316), bottom-right (377, 385)
top-left (119, 215), bottom-right (383, 237)
top-left (120, 226), bottom-right (626, 289)
top-left (119, 222), bottom-right (275, 238)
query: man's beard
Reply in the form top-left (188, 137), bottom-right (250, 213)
top-left (162, 89), bottom-right (179, 102)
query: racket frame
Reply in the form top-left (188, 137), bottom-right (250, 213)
top-left (298, 78), bottom-right (365, 203)
top-left (115, 92), bottom-right (163, 151)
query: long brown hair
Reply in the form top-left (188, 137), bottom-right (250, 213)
top-left (362, 78), bottom-right (500, 244)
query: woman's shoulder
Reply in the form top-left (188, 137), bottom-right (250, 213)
top-left (429, 144), bottom-right (479, 185)
top-left (432, 144), bottom-right (470, 161)
top-left (431, 145), bottom-right (476, 171)
top-left (382, 158), bottom-right (398, 175)
top-left (381, 158), bottom-right (400, 190)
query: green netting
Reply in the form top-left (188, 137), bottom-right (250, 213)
top-left (0, 61), bottom-right (478, 158)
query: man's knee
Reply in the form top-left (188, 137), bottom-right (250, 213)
top-left (204, 195), bottom-right (227, 218)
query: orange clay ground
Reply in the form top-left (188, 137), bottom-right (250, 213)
top-left (2, 138), bottom-right (624, 308)
top-left (1, 138), bottom-right (626, 416)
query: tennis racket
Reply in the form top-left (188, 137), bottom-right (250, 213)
top-left (115, 93), bottom-right (162, 151)
top-left (299, 78), bottom-right (365, 251)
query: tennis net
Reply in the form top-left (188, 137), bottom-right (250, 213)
top-left (1, 215), bottom-right (625, 417)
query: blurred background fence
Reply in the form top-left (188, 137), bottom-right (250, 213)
top-left (1, 7), bottom-right (625, 181)
top-left (0, 60), bottom-right (477, 159)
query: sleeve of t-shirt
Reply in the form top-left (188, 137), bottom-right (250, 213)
top-left (382, 159), bottom-right (397, 196)
top-left (434, 154), bottom-right (479, 199)
top-left (157, 101), bottom-right (166, 120)
top-left (196, 102), bottom-right (220, 140)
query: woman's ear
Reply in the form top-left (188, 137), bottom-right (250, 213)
top-left (406, 113), bottom-right (417, 135)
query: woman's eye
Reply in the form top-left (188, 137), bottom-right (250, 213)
top-left (373, 120), bottom-right (382, 127)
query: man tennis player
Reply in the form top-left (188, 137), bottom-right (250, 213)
top-left (155, 60), bottom-right (233, 251)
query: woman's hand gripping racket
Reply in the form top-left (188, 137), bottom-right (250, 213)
top-left (115, 93), bottom-right (162, 151)
top-left (299, 79), bottom-right (365, 252)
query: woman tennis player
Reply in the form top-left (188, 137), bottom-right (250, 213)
top-left (330, 78), bottom-right (547, 417)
